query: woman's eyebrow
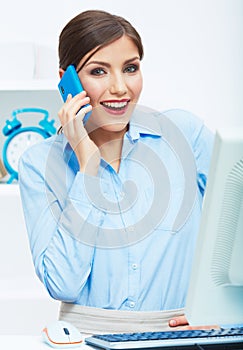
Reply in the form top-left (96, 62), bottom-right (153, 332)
top-left (124, 56), bottom-right (140, 64)
top-left (85, 56), bottom-right (140, 68)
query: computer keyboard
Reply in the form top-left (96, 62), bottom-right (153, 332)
top-left (85, 326), bottom-right (243, 349)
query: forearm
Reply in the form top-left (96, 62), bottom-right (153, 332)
top-left (19, 158), bottom-right (104, 302)
top-left (37, 225), bottom-right (95, 302)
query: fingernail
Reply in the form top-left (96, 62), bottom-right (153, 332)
top-left (169, 319), bottom-right (177, 327)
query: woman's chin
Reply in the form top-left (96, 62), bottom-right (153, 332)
top-left (87, 110), bottom-right (130, 134)
top-left (99, 122), bottom-right (128, 134)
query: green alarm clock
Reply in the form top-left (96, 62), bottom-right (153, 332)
top-left (2, 107), bottom-right (56, 184)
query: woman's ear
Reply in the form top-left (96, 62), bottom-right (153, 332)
top-left (59, 68), bottom-right (65, 78)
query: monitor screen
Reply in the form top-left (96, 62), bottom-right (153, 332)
top-left (185, 128), bottom-right (243, 326)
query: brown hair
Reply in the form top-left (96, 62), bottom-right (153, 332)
top-left (58, 10), bottom-right (144, 71)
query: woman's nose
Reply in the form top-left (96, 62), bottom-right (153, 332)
top-left (109, 74), bottom-right (127, 96)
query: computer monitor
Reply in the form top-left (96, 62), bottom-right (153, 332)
top-left (185, 128), bottom-right (243, 326)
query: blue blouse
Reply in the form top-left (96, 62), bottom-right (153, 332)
top-left (18, 107), bottom-right (214, 311)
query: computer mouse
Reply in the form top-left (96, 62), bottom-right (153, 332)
top-left (42, 320), bottom-right (83, 348)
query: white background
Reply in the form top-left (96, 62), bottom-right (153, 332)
top-left (0, 0), bottom-right (242, 131)
top-left (0, 1), bottom-right (242, 335)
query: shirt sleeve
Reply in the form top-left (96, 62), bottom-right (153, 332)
top-left (18, 146), bottom-right (104, 302)
top-left (191, 120), bottom-right (214, 196)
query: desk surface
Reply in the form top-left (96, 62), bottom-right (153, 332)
top-left (1, 335), bottom-right (243, 350)
top-left (0, 335), bottom-right (91, 350)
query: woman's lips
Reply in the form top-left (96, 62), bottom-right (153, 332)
top-left (100, 99), bottom-right (130, 115)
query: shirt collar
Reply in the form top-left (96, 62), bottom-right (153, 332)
top-left (127, 105), bottom-right (162, 141)
top-left (62, 105), bottom-right (162, 154)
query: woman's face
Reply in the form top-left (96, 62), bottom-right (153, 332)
top-left (77, 35), bottom-right (143, 134)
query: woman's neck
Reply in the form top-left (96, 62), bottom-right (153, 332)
top-left (88, 126), bottom-right (128, 172)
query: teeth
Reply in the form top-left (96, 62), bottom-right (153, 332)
top-left (102, 101), bottom-right (128, 108)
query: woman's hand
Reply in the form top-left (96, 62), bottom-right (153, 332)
top-left (58, 92), bottom-right (100, 175)
top-left (169, 315), bottom-right (220, 330)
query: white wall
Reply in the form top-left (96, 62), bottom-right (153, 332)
top-left (0, 0), bottom-right (243, 131)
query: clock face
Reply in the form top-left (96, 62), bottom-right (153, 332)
top-left (6, 131), bottom-right (44, 172)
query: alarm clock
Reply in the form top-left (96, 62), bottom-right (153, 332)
top-left (2, 107), bottom-right (56, 184)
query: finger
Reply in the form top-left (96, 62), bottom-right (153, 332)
top-left (169, 314), bottom-right (220, 330)
top-left (60, 97), bottom-right (90, 132)
top-left (64, 93), bottom-right (89, 115)
top-left (66, 93), bottom-right (73, 101)
top-left (62, 107), bottom-right (91, 145)
top-left (76, 104), bottom-right (92, 118)
top-left (176, 324), bottom-right (220, 331)
top-left (61, 91), bottom-right (87, 115)
top-left (57, 93), bottom-right (73, 124)
top-left (70, 106), bottom-right (92, 139)
top-left (169, 315), bottom-right (189, 327)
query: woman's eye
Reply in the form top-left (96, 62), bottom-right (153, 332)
top-left (124, 64), bottom-right (138, 73)
top-left (90, 68), bottom-right (105, 76)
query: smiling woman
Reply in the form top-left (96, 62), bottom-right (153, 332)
top-left (79, 36), bottom-right (143, 136)
top-left (18, 9), bottom-right (214, 334)
top-left (58, 11), bottom-right (143, 170)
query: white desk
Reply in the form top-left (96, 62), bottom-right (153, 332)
top-left (0, 335), bottom-right (92, 349)
top-left (1, 335), bottom-right (243, 350)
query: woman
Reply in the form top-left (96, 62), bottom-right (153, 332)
top-left (19, 10), bottom-right (214, 334)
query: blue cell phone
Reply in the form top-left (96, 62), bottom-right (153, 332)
top-left (58, 65), bottom-right (91, 125)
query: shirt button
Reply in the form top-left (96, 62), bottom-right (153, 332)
top-left (129, 301), bottom-right (135, 308)
top-left (132, 263), bottom-right (138, 270)
top-left (127, 226), bottom-right (135, 232)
